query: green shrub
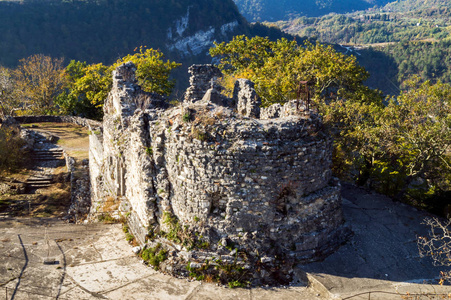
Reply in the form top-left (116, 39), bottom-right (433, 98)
top-left (125, 233), bottom-right (134, 242)
top-left (0, 126), bottom-right (28, 172)
top-left (140, 243), bottom-right (168, 269)
top-left (182, 112), bottom-right (191, 122)
top-left (145, 147), bottom-right (153, 156)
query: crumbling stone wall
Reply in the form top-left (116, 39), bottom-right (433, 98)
top-left (234, 78), bottom-right (261, 118)
top-left (90, 63), bottom-right (350, 285)
top-left (184, 64), bottom-right (223, 103)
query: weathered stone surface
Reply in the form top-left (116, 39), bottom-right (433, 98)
top-left (234, 78), bottom-right (261, 118)
top-left (66, 153), bottom-right (91, 223)
top-left (0, 116), bottom-right (20, 131)
top-left (184, 64), bottom-right (222, 103)
top-left (261, 100), bottom-right (308, 120)
top-left (89, 63), bottom-right (350, 286)
top-left (201, 86), bottom-right (230, 107)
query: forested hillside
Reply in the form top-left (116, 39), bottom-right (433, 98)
top-left (265, 0), bottom-right (451, 95)
top-left (383, 0), bottom-right (451, 12)
top-left (272, 6), bottom-right (451, 45)
top-left (0, 0), bottom-right (246, 66)
top-left (233, 0), bottom-right (392, 21)
top-left (0, 0), bottom-right (288, 91)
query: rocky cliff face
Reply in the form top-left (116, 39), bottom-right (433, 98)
top-left (89, 62), bottom-right (350, 285)
top-left (167, 6), bottom-right (240, 58)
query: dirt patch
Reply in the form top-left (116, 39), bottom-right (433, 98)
top-left (0, 169), bottom-right (71, 218)
top-left (21, 122), bottom-right (90, 161)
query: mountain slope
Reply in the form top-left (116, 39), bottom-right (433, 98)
top-left (382, 0), bottom-right (451, 13)
top-left (0, 0), bottom-right (248, 67)
top-left (233, 0), bottom-right (393, 21)
top-left (0, 0), bottom-right (293, 92)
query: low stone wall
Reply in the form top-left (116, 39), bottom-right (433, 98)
top-left (62, 151), bottom-right (91, 223)
top-left (0, 179), bottom-right (26, 195)
top-left (13, 115), bottom-right (102, 128)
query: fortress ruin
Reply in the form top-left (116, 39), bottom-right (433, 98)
top-left (88, 62), bottom-right (350, 285)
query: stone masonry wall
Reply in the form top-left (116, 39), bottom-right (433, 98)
top-left (90, 63), bottom-right (350, 285)
top-left (88, 131), bottom-right (104, 216)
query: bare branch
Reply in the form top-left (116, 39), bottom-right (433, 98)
top-left (418, 217), bottom-right (451, 284)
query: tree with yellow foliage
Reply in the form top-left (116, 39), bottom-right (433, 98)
top-left (211, 36), bottom-right (451, 211)
top-left (210, 35), bottom-right (375, 106)
top-left (13, 54), bottom-right (66, 114)
top-left (57, 47), bottom-right (180, 119)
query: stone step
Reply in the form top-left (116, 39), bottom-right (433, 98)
top-left (27, 177), bottom-right (53, 182)
top-left (27, 183), bottom-right (52, 188)
top-left (28, 174), bottom-right (53, 180)
top-left (27, 180), bottom-right (53, 185)
top-left (33, 149), bottom-right (64, 155)
top-left (33, 151), bottom-right (63, 155)
top-left (26, 174), bottom-right (54, 189)
top-left (34, 148), bottom-right (63, 152)
top-left (33, 154), bottom-right (63, 159)
top-left (33, 152), bottom-right (63, 155)
top-left (33, 151), bottom-right (63, 154)
top-left (34, 157), bottom-right (62, 161)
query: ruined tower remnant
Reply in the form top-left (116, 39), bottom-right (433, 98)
top-left (184, 64), bottom-right (223, 103)
top-left (89, 63), bottom-right (350, 285)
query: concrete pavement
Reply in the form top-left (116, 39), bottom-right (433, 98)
top-left (1, 184), bottom-right (450, 299)
top-left (0, 218), bottom-right (320, 299)
top-left (300, 184), bottom-right (451, 299)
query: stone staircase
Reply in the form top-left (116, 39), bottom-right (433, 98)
top-left (32, 148), bottom-right (64, 161)
top-left (26, 175), bottom-right (54, 190)
top-left (26, 147), bottom-right (65, 191)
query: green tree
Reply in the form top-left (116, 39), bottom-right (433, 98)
top-left (118, 47), bottom-right (181, 96)
top-left (382, 79), bottom-right (451, 200)
top-left (56, 61), bottom-right (110, 120)
top-left (210, 36), bottom-right (372, 106)
top-left (57, 48), bottom-right (180, 119)
top-left (323, 78), bottom-right (451, 210)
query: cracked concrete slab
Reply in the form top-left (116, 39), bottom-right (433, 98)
top-left (1, 183), bottom-right (450, 299)
top-left (0, 218), bottom-right (318, 299)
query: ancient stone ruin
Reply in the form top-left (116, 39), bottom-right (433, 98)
top-left (88, 62), bottom-right (350, 285)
